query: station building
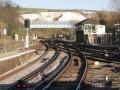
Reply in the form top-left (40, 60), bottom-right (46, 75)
top-left (75, 19), bottom-right (107, 45)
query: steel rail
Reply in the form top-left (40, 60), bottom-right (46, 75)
top-left (5, 42), bottom-right (59, 90)
top-left (32, 44), bottom-right (72, 90)
top-left (50, 41), bottom-right (88, 90)
top-left (54, 40), bottom-right (88, 90)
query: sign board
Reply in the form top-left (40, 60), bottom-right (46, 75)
top-left (84, 24), bottom-right (95, 34)
top-left (84, 24), bottom-right (105, 34)
top-left (95, 25), bottom-right (105, 34)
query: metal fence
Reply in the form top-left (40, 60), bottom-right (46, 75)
top-left (84, 33), bottom-right (120, 46)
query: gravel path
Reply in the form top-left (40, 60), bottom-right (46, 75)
top-left (85, 59), bottom-right (120, 89)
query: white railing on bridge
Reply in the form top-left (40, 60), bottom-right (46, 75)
top-left (30, 21), bottom-right (76, 29)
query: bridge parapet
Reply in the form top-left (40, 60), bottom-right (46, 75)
top-left (30, 21), bottom-right (76, 28)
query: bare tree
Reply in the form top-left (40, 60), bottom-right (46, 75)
top-left (110, 0), bottom-right (120, 45)
top-left (94, 11), bottom-right (114, 31)
top-left (110, 0), bottom-right (120, 23)
top-left (0, 0), bottom-right (21, 37)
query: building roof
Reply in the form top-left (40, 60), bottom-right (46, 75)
top-left (75, 18), bottom-right (97, 26)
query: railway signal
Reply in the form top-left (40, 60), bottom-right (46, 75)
top-left (15, 80), bottom-right (27, 90)
top-left (24, 19), bottom-right (30, 28)
top-left (24, 19), bottom-right (30, 49)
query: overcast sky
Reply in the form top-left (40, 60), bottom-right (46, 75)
top-left (12, 0), bottom-right (110, 10)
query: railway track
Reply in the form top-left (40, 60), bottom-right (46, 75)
top-left (10, 40), bottom-right (71, 90)
top-left (0, 43), bottom-right (48, 82)
top-left (52, 39), bottom-right (120, 90)
top-left (73, 43), bottom-right (120, 62)
top-left (3, 39), bottom-right (119, 90)
top-left (63, 41), bottom-right (119, 63)
top-left (31, 44), bottom-right (72, 90)
top-left (43, 41), bottom-right (88, 90)
top-left (5, 42), bottom-right (59, 90)
top-left (0, 42), bottom-right (48, 81)
top-left (70, 42), bottom-right (120, 90)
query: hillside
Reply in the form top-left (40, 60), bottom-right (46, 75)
top-left (19, 8), bottom-right (79, 13)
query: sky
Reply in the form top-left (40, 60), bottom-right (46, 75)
top-left (12, 0), bottom-right (110, 10)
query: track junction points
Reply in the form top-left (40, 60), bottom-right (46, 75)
top-left (0, 39), bottom-right (119, 90)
